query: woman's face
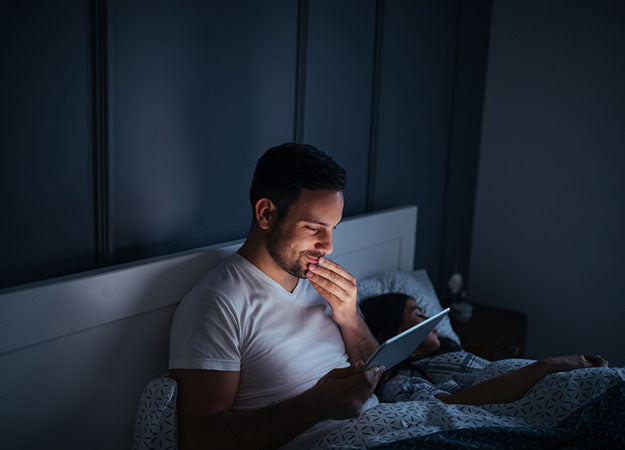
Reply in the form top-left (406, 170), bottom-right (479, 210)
top-left (398, 298), bottom-right (441, 356)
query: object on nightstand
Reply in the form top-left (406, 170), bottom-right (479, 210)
top-left (447, 272), bottom-right (473, 323)
top-left (450, 297), bottom-right (473, 323)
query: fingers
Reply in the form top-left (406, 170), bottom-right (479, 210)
top-left (354, 366), bottom-right (385, 399)
top-left (309, 274), bottom-right (344, 298)
top-left (307, 263), bottom-right (355, 295)
top-left (309, 279), bottom-right (342, 305)
top-left (344, 366), bottom-right (382, 403)
top-left (546, 354), bottom-right (607, 373)
top-left (583, 354), bottom-right (609, 367)
top-left (318, 257), bottom-right (356, 283)
top-left (358, 366), bottom-right (384, 388)
top-left (328, 363), bottom-right (382, 385)
top-left (307, 259), bottom-right (357, 304)
top-left (364, 365), bottom-right (385, 385)
top-left (318, 363), bottom-right (383, 419)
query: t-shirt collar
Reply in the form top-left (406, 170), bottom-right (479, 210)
top-left (232, 252), bottom-right (304, 297)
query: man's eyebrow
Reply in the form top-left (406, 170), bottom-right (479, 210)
top-left (301, 218), bottom-right (341, 228)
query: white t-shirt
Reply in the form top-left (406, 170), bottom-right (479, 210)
top-left (169, 252), bottom-right (378, 447)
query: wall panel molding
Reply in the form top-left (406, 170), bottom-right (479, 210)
top-left (366, 0), bottom-right (384, 212)
top-left (439, 0), bottom-right (492, 291)
top-left (293, 0), bottom-right (309, 143)
top-left (302, 0), bottom-right (376, 215)
top-left (92, 0), bottom-right (110, 266)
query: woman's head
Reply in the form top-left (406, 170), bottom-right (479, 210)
top-left (360, 293), bottom-right (441, 356)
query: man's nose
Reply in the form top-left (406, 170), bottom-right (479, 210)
top-left (315, 230), bottom-right (333, 255)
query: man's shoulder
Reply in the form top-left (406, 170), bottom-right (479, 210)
top-left (198, 253), bottom-right (244, 285)
top-left (183, 254), bottom-right (251, 305)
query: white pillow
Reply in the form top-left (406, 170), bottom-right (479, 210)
top-left (357, 270), bottom-right (460, 344)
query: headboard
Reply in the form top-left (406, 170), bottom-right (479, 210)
top-left (0, 205), bottom-right (417, 450)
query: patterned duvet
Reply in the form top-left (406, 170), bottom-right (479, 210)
top-left (313, 352), bottom-right (625, 449)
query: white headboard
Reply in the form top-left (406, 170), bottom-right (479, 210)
top-left (0, 205), bottom-right (417, 449)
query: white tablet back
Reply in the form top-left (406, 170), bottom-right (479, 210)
top-left (364, 308), bottom-right (450, 370)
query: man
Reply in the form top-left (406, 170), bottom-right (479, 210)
top-left (169, 143), bottom-right (384, 449)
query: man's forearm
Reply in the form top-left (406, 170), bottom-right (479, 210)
top-left (336, 312), bottom-right (379, 364)
top-left (436, 360), bottom-right (553, 406)
top-left (180, 388), bottom-right (321, 450)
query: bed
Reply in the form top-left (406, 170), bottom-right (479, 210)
top-left (0, 206), bottom-right (417, 449)
top-left (1, 205), bottom-right (623, 449)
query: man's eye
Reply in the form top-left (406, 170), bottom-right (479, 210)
top-left (306, 226), bottom-right (319, 233)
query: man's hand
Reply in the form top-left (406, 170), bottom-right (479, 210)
top-left (306, 257), bottom-right (358, 324)
top-left (306, 361), bottom-right (384, 420)
top-left (542, 354), bottom-right (609, 373)
top-left (306, 256), bottom-right (379, 363)
top-left (172, 364), bottom-right (383, 450)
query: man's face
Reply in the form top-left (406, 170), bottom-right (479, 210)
top-left (266, 189), bottom-right (344, 278)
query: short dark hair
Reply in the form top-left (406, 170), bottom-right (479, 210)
top-left (360, 293), bottom-right (411, 343)
top-left (249, 143), bottom-right (346, 219)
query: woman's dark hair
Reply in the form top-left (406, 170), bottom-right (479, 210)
top-left (360, 292), bottom-right (462, 395)
top-left (359, 293), bottom-right (412, 343)
top-left (249, 143), bottom-right (346, 220)
top-left (360, 292), bottom-right (462, 353)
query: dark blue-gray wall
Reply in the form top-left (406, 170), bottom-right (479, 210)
top-left (1, 1), bottom-right (490, 298)
top-left (1, 1), bottom-right (97, 287)
top-left (470, 0), bottom-right (625, 365)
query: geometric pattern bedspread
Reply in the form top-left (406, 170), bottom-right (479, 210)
top-left (313, 353), bottom-right (625, 449)
top-left (131, 354), bottom-right (625, 449)
top-left (132, 375), bottom-right (178, 450)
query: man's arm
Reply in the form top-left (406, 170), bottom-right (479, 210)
top-left (332, 312), bottom-right (380, 365)
top-left (306, 257), bottom-right (379, 363)
top-left (436, 354), bottom-right (608, 406)
top-left (172, 363), bottom-right (383, 450)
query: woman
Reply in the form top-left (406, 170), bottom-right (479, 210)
top-left (359, 292), bottom-right (609, 405)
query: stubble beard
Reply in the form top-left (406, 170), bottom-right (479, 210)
top-left (266, 223), bottom-right (307, 278)
top-left (266, 222), bottom-right (324, 279)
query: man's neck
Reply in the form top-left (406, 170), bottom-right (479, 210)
top-left (237, 238), bottom-right (299, 293)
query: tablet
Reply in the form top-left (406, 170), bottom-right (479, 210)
top-left (363, 308), bottom-right (450, 371)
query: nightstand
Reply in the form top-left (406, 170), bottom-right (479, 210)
top-left (451, 303), bottom-right (528, 361)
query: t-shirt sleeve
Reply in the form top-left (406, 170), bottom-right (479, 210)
top-left (169, 286), bottom-right (241, 371)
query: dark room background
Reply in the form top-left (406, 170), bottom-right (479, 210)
top-left (0, 0), bottom-right (489, 297)
top-left (2, 0), bottom-right (624, 382)
top-left (2, 1), bottom-right (625, 448)
top-left (470, 0), bottom-right (625, 365)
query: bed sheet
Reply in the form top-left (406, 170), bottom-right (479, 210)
top-left (313, 354), bottom-right (625, 449)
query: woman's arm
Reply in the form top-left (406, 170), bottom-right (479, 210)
top-left (436, 354), bottom-right (608, 406)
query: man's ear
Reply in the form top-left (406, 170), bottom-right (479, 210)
top-left (254, 198), bottom-right (278, 230)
